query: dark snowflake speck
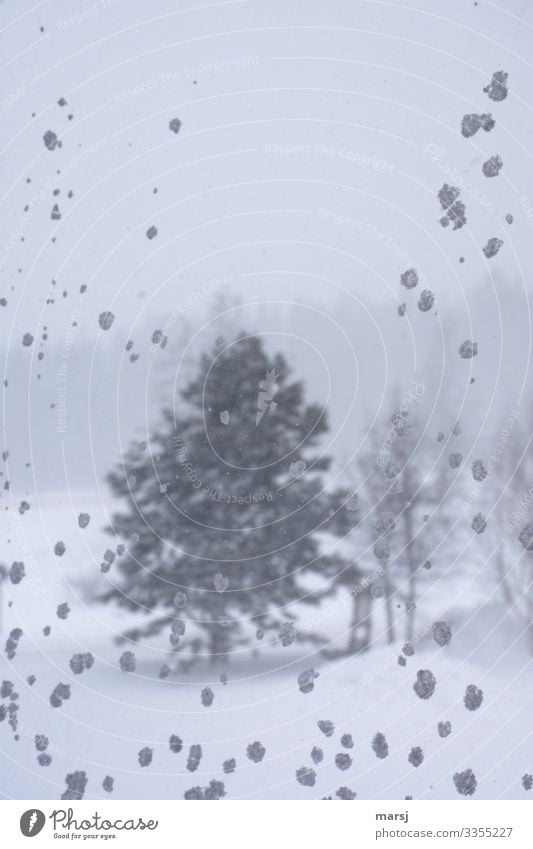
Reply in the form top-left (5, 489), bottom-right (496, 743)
top-left (119, 651), bottom-right (136, 673)
top-left (483, 70), bottom-right (508, 102)
top-left (296, 767), bottom-right (316, 787)
top-left (472, 513), bottom-right (487, 534)
top-left (372, 732), bottom-right (389, 759)
top-left (103, 775), bottom-right (114, 793)
top-left (418, 289), bottom-right (435, 312)
top-left (138, 747), bottom-right (153, 767)
top-left (483, 238), bottom-right (503, 259)
top-left (61, 770), bottom-right (87, 800)
top-left (98, 311), bottom-right (115, 331)
top-left (464, 684), bottom-right (484, 711)
top-left (453, 768), bottom-right (477, 796)
top-left (335, 752), bottom-right (353, 771)
top-left (298, 668), bottom-right (319, 694)
top-left (201, 687), bottom-right (214, 707)
top-left (432, 621), bottom-right (452, 647)
top-left (408, 746), bottom-right (424, 767)
top-left (413, 669), bottom-right (436, 700)
top-left (400, 268), bottom-right (418, 289)
top-left (187, 744), bottom-right (202, 772)
top-left (482, 155), bottom-right (503, 178)
top-left (246, 741), bottom-right (266, 763)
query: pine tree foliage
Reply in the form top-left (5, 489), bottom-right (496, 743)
top-left (102, 335), bottom-right (357, 662)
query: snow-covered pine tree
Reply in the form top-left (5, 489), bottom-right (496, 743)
top-left (102, 334), bottom-right (357, 665)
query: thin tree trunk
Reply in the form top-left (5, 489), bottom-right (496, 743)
top-left (527, 560), bottom-right (533, 656)
top-left (348, 590), bottom-right (372, 653)
top-left (382, 564), bottom-right (395, 644)
top-left (357, 590), bottom-right (372, 651)
top-left (404, 506), bottom-right (416, 643)
top-left (496, 547), bottom-right (514, 609)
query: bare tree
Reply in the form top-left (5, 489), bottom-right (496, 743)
top-left (480, 414), bottom-right (533, 654)
top-left (348, 396), bottom-right (463, 646)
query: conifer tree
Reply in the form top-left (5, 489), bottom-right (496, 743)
top-left (102, 335), bottom-right (357, 664)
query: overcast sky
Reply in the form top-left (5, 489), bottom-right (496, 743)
top-left (1, 0), bottom-right (532, 491)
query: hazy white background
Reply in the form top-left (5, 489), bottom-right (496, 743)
top-left (0, 0), bottom-right (532, 800)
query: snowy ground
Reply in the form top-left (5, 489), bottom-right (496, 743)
top-left (0, 491), bottom-right (532, 800)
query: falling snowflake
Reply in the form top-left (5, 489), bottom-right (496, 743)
top-left (43, 130), bottom-right (61, 150)
top-left (119, 651), bottom-right (136, 673)
top-left (169, 735), bottom-right (183, 753)
top-left (408, 747), bottom-right (424, 767)
top-left (61, 771), bottom-right (87, 800)
top-left (459, 340), bottom-right (478, 359)
top-left (518, 524), bottom-right (533, 550)
top-left (98, 311), bottom-right (115, 331)
top-left (201, 687), bottom-right (214, 707)
top-left (34, 734), bottom-right (49, 752)
top-left (151, 329), bottom-right (167, 348)
top-left (336, 786), bottom-right (357, 800)
top-left (9, 562), bottom-right (25, 585)
top-left (483, 237), bottom-right (503, 259)
top-left (279, 622), bottom-right (297, 646)
top-left (335, 753), bottom-right (352, 771)
top-left (472, 460), bottom-right (488, 481)
top-left (296, 767), bottom-right (316, 787)
top-left (413, 669), bottom-right (436, 700)
top-left (400, 268), bottom-right (418, 289)
top-left (461, 113), bottom-right (495, 138)
top-left (311, 747), bottom-right (324, 764)
top-left (453, 769), bottom-right (477, 796)
top-left (432, 621), bottom-right (452, 647)
top-left (49, 682), bottom-right (70, 708)
top-left (56, 603), bottom-right (70, 620)
top-left (472, 513), bottom-right (487, 534)
top-left (464, 684), bottom-right (484, 711)
top-left (297, 668), bottom-right (319, 694)
top-left (482, 155), bottom-right (503, 178)
top-left (138, 747), bottom-right (153, 767)
top-left (69, 653), bottom-right (94, 675)
top-left (438, 184), bottom-right (466, 229)
top-left (418, 290), bottom-right (435, 311)
top-left (483, 70), bottom-right (508, 102)
top-left (187, 744), bottom-right (203, 771)
top-left (103, 776), bottom-right (114, 793)
top-left (246, 741), bottom-right (266, 763)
